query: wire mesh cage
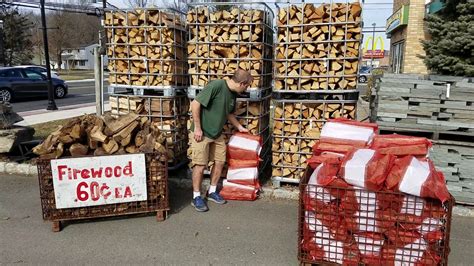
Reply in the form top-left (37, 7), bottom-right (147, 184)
top-left (187, 2), bottom-right (274, 90)
top-left (298, 166), bottom-right (453, 265)
top-left (105, 8), bottom-right (188, 89)
top-left (274, 0), bottom-right (362, 92)
top-left (272, 95), bottom-right (357, 181)
top-left (109, 93), bottom-right (189, 166)
top-left (37, 153), bottom-right (169, 222)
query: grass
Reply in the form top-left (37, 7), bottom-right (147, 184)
top-left (31, 118), bottom-right (77, 140)
top-left (57, 69), bottom-right (97, 81)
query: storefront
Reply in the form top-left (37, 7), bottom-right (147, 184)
top-left (386, 0), bottom-right (428, 74)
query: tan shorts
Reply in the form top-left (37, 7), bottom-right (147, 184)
top-left (189, 132), bottom-right (226, 166)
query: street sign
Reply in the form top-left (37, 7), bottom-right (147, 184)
top-left (51, 154), bottom-right (147, 209)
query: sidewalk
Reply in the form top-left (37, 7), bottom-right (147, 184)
top-left (16, 102), bottom-right (111, 126)
top-left (0, 173), bottom-right (473, 264)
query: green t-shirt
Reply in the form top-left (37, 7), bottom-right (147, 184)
top-left (192, 80), bottom-right (237, 139)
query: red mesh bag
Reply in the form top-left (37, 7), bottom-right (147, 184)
top-left (220, 180), bottom-right (258, 201)
top-left (385, 156), bottom-right (450, 203)
top-left (302, 213), bottom-right (360, 265)
top-left (371, 134), bottom-right (432, 157)
top-left (227, 133), bottom-right (262, 161)
top-left (313, 141), bottom-right (358, 156)
top-left (319, 118), bottom-right (378, 148)
top-left (305, 163), bottom-right (350, 204)
top-left (353, 232), bottom-right (385, 265)
top-left (339, 149), bottom-right (395, 191)
top-left (228, 159), bottom-right (259, 168)
top-left (307, 151), bottom-right (344, 170)
top-left (345, 208), bottom-right (397, 234)
top-left (382, 238), bottom-right (441, 266)
top-left (226, 165), bottom-right (260, 188)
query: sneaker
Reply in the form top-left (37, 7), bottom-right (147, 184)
top-left (207, 192), bottom-right (227, 204)
top-left (191, 196), bottom-right (208, 212)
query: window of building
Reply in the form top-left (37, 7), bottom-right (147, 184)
top-left (391, 41), bottom-right (405, 74)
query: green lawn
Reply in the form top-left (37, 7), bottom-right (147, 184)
top-left (57, 70), bottom-right (96, 81)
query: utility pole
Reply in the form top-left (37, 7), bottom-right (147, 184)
top-left (370, 23), bottom-right (376, 68)
top-left (40, 0), bottom-right (58, 110)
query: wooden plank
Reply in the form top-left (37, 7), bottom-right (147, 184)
top-left (417, 119), bottom-right (474, 129)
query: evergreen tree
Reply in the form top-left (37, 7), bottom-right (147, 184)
top-left (0, 4), bottom-right (33, 66)
top-left (422, 0), bottom-right (474, 76)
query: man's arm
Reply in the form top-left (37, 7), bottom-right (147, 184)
top-left (227, 113), bottom-right (249, 133)
top-left (191, 99), bottom-right (204, 142)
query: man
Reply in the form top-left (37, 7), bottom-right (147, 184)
top-left (189, 69), bottom-right (253, 212)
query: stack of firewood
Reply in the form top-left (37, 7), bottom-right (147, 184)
top-left (274, 3), bottom-right (362, 91)
top-left (271, 1), bottom-right (362, 183)
top-left (272, 100), bottom-right (357, 179)
top-left (33, 113), bottom-right (168, 161)
top-left (186, 5), bottom-right (273, 88)
top-left (105, 9), bottom-right (187, 87)
top-left (109, 94), bottom-right (189, 166)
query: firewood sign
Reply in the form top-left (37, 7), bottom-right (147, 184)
top-left (50, 154), bottom-right (147, 209)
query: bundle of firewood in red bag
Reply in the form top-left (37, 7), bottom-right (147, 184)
top-left (300, 118), bottom-right (451, 265)
top-left (220, 133), bottom-right (262, 201)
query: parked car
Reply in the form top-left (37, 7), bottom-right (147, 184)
top-left (16, 65), bottom-right (60, 79)
top-left (358, 66), bottom-right (372, 83)
top-left (0, 67), bottom-right (68, 102)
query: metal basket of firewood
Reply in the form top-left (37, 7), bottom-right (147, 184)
top-left (37, 152), bottom-right (169, 232)
top-left (186, 2), bottom-right (274, 89)
top-left (104, 8), bottom-right (188, 89)
top-left (274, 1), bottom-right (363, 92)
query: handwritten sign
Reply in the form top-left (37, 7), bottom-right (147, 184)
top-left (51, 154), bottom-right (147, 209)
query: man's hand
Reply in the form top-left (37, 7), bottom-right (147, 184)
top-left (237, 125), bottom-right (249, 133)
top-left (194, 128), bottom-right (203, 142)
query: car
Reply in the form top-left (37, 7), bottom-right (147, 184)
top-left (358, 66), bottom-right (372, 83)
top-left (16, 65), bottom-right (60, 79)
top-left (0, 67), bottom-right (68, 102)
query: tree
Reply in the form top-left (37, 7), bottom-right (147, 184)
top-left (422, 0), bottom-right (474, 76)
top-left (127, 0), bottom-right (155, 8)
top-left (0, 4), bottom-right (33, 66)
top-left (47, 11), bottom-right (100, 70)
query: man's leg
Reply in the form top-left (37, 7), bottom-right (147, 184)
top-left (190, 132), bottom-right (210, 212)
top-left (207, 135), bottom-right (227, 204)
top-left (192, 164), bottom-right (206, 195)
top-left (209, 161), bottom-right (225, 186)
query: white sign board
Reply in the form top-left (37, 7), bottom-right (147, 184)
top-left (51, 154), bottom-right (147, 209)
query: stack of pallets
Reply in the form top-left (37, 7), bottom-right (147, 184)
top-left (374, 74), bottom-right (474, 203)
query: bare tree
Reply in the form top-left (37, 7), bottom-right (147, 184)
top-left (126, 0), bottom-right (155, 8)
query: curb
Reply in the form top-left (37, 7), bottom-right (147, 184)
top-left (3, 161), bottom-right (473, 217)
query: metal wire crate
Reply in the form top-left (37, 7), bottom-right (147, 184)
top-left (274, 1), bottom-right (363, 92)
top-left (37, 153), bottom-right (169, 232)
top-left (109, 93), bottom-right (189, 167)
top-left (187, 2), bottom-right (274, 89)
top-left (298, 166), bottom-right (453, 265)
top-left (105, 8), bottom-right (188, 89)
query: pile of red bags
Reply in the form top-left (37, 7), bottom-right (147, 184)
top-left (220, 133), bottom-right (262, 201)
top-left (301, 118), bottom-right (452, 265)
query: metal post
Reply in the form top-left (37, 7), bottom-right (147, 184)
top-left (0, 20), bottom-right (4, 66)
top-left (40, 0), bottom-right (57, 110)
top-left (370, 23), bottom-right (376, 68)
top-left (94, 46), bottom-right (103, 115)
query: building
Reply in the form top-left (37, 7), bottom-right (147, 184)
top-left (386, 0), bottom-right (430, 74)
top-left (61, 44), bottom-right (103, 70)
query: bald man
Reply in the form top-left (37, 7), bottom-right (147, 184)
top-left (189, 69), bottom-right (252, 212)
